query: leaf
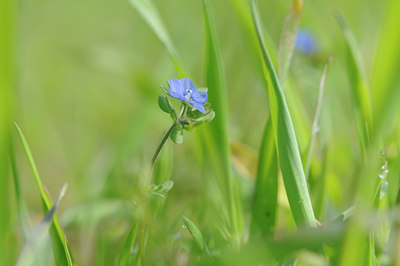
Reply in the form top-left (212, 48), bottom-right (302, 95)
top-left (312, 146), bottom-right (330, 219)
top-left (192, 111), bottom-right (215, 125)
top-left (118, 223), bottom-right (140, 266)
top-left (334, 11), bottom-right (372, 154)
top-left (17, 184), bottom-right (68, 266)
top-left (128, 0), bottom-right (186, 77)
top-left (160, 85), bottom-right (171, 96)
top-left (0, 0), bottom-right (15, 263)
top-left (371, 0), bottom-right (400, 140)
top-left (150, 180), bottom-right (174, 198)
top-left (182, 216), bottom-right (204, 251)
top-left (304, 55), bottom-right (333, 180)
top-left (277, 0), bottom-right (303, 81)
top-left (158, 94), bottom-right (174, 114)
top-left (202, 0), bottom-right (243, 243)
top-left (9, 133), bottom-right (31, 240)
top-left (251, 119), bottom-right (278, 239)
top-left (15, 123), bottom-right (74, 266)
top-left (250, 0), bottom-right (316, 228)
top-left (170, 124), bottom-right (183, 144)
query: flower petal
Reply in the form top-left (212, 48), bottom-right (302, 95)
top-left (191, 90), bottom-right (207, 105)
top-left (180, 78), bottom-right (197, 92)
top-left (168, 78), bottom-right (185, 99)
top-left (190, 100), bottom-right (206, 114)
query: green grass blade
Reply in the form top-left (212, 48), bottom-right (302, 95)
top-left (277, 0), bottom-right (303, 81)
top-left (118, 223), bottom-right (140, 266)
top-left (0, 0), bottom-right (15, 263)
top-left (312, 146), bottom-right (330, 220)
top-left (334, 11), bottom-right (372, 154)
top-left (17, 184), bottom-right (68, 266)
top-left (183, 216), bottom-right (205, 251)
top-left (202, 0), bottom-right (243, 242)
top-left (14, 123), bottom-right (74, 266)
top-left (127, 0), bottom-right (186, 77)
top-left (371, 0), bottom-right (400, 119)
top-left (228, 0), bottom-right (310, 151)
top-left (338, 2), bottom-right (400, 262)
top-left (304, 55), bottom-right (333, 180)
top-left (9, 135), bottom-right (31, 240)
top-left (250, 0), bottom-right (316, 228)
top-left (370, 0), bottom-right (400, 141)
top-left (251, 119), bottom-right (278, 238)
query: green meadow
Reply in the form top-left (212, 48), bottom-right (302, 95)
top-left (1, 0), bottom-right (400, 265)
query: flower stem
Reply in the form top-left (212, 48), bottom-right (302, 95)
top-left (151, 123), bottom-right (175, 171)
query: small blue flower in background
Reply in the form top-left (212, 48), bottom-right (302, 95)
top-left (295, 29), bottom-right (317, 55)
top-left (168, 78), bottom-right (207, 114)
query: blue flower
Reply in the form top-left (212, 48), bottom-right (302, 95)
top-left (295, 29), bottom-right (317, 55)
top-left (168, 78), bottom-right (207, 114)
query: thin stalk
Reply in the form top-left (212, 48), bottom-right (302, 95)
top-left (151, 104), bottom-right (187, 171)
top-left (305, 55), bottom-right (332, 180)
top-left (151, 123), bottom-right (175, 171)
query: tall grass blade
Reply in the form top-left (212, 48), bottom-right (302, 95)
top-left (339, 1), bottom-right (400, 263)
top-left (0, 0), bottom-right (15, 263)
top-left (313, 146), bottom-right (329, 219)
top-left (17, 184), bottom-right (68, 266)
top-left (251, 120), bottom-right (278, 238)
top-left (334, 11), bottom-right (372, 154)
top-left (9, 135), bottom-right (31, 240)
top-left (15, 123), bottom-right (74, 266)
top-left (229, 0), bottom-right (311, 151)
top-left (118, 223), bottom-right (140, 266)
top-left (202, 0), bottom-right (243, 243)
top-left (127, 0), bottom-right (186, 77)
top-left (304, 55), bottom-right (333, 180)
top-left (277, 0), bottom-right (303, 81)
top-left (370, 0), bottom-right (400, 141)
top-left (250, 0), bottom-right (316, 228)
top-left (250, 0), bottom-right (303, 240)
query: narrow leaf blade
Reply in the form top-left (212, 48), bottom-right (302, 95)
top-left (250, 0), bottom-right (316, 228)
top-left (17, 184), bottom-right (68, 266)
top-left (183, 216), bottom-right (204, 251)
top-left (15, 123), bottom-right (74, 266)
top-left (278, 0), bottom-right (303, 81)
top-left (251, 119), bottom-right (278, 238)
top-left (128, 0), bottom-right (186, 77)
top-left (202, 0), bottom-right (243, 242)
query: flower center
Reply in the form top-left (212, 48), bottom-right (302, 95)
top-left (184, 89), bottom-right (193, 101)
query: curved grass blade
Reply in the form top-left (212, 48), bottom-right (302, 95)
top-left (17, 184), bottom-right (68, 266)
top-left (339, 1), bottom-right (400, 263)
top-left (227, 0), bottom-right (310, 151)
top-left (250, 0), bottom-right (303, 240)
top-left (304, 55), bottom-right (333, 180)
top-left (203, 0), bottom-right (243, 243)
top-left (15, 123), bottom-right (74, 266)
top-left (127, 0), bottom-right (186, 77)
top-left (250, 0), bottom-right (316, 228)
top-left (9, 134), bottom-right (31, 240)
top-left (277, 0), bottom-right (303, 81)
top-left (182, 216), bottom-right (205, 251)
top-left (118, 223), bottom-right (140, 266)
top-left (334, 11), bottom-right (372, 154)
top-left (251, 119), bottom-right (278, 239)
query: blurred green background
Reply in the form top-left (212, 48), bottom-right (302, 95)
top-left (4, 0), bottom-right (397, 264)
